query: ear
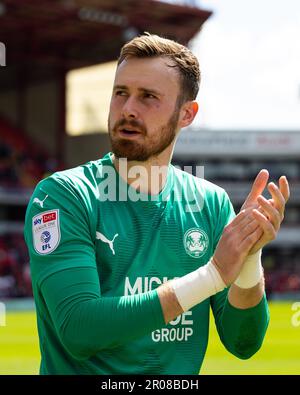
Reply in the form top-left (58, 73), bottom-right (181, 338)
top-left (178, 101), bottom-right (198, 128)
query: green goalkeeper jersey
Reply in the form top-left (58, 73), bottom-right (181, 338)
top-left (24, 152), bottom-right (269, 375)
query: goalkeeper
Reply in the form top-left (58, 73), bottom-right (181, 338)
top-left (24, 33), bottom-right (289, 374)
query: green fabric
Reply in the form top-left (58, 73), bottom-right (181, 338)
top-left (212, 291), bottom-right (270, 359)
top-left (24, 152), bottom-right (269, 374)
top-left (39, 266), bottom-right (164, 373)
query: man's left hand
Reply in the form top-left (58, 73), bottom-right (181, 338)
top-left (241, 170), bottom-right (290, 254)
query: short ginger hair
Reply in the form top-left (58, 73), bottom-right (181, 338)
top-left (118, 33), bottom-right (200, 105)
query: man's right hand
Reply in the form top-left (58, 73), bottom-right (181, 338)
top-left (212, 208), bottom-right (263, 286)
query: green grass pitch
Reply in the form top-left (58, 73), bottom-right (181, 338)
top-left (0, 301), bottom-right (299, 374)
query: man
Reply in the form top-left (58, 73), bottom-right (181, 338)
top-left (24, 33), bottom-right (289, 375)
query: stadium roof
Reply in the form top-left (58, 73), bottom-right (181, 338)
top-left (0, 0), bottom-right (211, 71)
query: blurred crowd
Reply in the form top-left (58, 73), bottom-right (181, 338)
top-left (0, 141), bottom-right (58, 189)
top-left (264, 252), bottom-right (300, 298)
top-left (0, 117), bottom-right (62, 298)
top-left (0, 233), bottom-right (31, 298)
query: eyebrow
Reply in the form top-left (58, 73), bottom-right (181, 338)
top-left (113, 85), bottom-right (164, 97)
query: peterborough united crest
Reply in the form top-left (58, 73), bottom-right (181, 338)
top-left (184, 228), bottom-right (209, 258)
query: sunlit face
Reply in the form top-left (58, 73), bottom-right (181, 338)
top-left (108, 56), bottom-right (182, 161)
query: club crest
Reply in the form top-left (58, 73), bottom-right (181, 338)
top-left (184, 228), bottom-right (209, 258)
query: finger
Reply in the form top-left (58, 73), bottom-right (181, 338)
top-left (240, 215), bottom-right (260, 233)
top-left (252, 209), bottom-right (276, 241)
top-left (241, 220), bottom-right (263, 243)
top-left (242, 169), bottom-right (269, 208)
top-left (226, 211), bottom-right (262, 250)
top-left (229, 208), bottom-right (252, 227)
top-left (257, 195), bottom-right (281, 230)
top-left (239, 226), bottom-right (263, 253)
top-left (267, 182), bottom-right (286, 218)
top-left (279, 176), bottom-right (290, 203)
top-left (238, 213), bottom-right (259, 232)
top-left (231, 208), bottom-right (256, 228)
top-left (234, 212), bottom-right (263, 242)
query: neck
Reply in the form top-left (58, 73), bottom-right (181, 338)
top-left (112, 142), bottom-right (176, 195)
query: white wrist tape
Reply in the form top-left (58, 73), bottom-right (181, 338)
top-left (172, 259), bottom-right (226, 312)
top-left (234, 249), bottom-right (263, 289)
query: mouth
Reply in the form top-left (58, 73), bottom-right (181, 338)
top-left (117, 128), bottom-right (143, 138)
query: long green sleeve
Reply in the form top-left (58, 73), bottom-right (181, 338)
top-left (210, 288), bottom-right (270, 359)
top-left (40, 266), bottom-right (165, 361)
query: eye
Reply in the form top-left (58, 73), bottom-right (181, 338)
top-left (115, 90), bottom-right (127, 96)
top-left (143, 93), bottom-right (156, 99)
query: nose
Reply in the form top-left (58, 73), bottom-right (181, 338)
top-left (121, 96), bottom-right (139, 119)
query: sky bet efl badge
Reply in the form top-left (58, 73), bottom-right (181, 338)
top-left (32, 209), bottom-right (60, 255)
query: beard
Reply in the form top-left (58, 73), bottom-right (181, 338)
top-left (108, 108), bottom-right (180, 162)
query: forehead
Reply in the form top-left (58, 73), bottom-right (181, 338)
top-left (114, 56), bottom-right (180, 94)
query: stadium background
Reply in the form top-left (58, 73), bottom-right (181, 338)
top-left (0, 0), bottom-right (299, 374)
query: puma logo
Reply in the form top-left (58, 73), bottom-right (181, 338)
top-left (96, 231), bottom-right (119, 255)
top-left (33, 195), bottom-right (49, 208)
